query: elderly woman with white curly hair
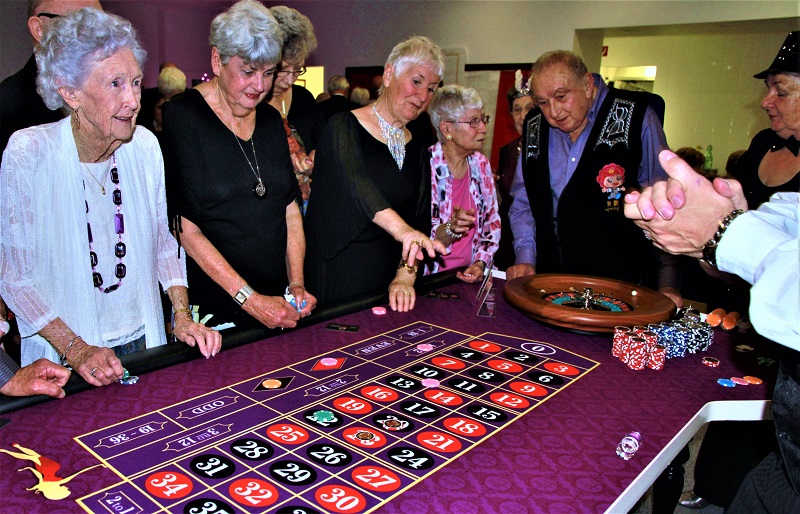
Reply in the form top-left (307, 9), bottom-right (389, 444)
top-left (0, 8), bottom-right (221, 388)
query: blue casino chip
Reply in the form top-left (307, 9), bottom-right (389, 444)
top-left (717, 378), bottom-right (736, 388)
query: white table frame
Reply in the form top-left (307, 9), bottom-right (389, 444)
top-left (607, 400), bottom-right (772, 513)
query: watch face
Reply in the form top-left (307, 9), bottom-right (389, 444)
top-left (235, 292), bottom-right (247, 304)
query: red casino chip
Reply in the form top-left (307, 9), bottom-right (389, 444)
top-left (702, 357), bottom-right (720, 368)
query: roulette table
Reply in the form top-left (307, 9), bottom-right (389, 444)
top-left (0, 272), bottom-right (781, 513)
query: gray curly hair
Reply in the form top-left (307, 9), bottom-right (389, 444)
top-left (429, 85), bottom-right (483, 142)
top-left (210, 0), bottom-right (283, 67)
top-left (269, 6), bottom-right (317, 64)
top-left (35, 8), bottom-right (146, 111)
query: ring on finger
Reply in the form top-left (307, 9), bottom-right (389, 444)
top-left (643, 229), bottom-right (652, 241)
top-left (90, 367), bottom-right (99, 377)
top-left (410, 240), bottom-right (421, 247)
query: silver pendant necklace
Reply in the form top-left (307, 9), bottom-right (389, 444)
top-left (373, 104), bottom-right (406, 170)
top-left (234, 133), bottom-right (266, 198)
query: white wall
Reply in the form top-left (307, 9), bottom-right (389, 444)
top-left (601, 18), bottom-right (798, 173)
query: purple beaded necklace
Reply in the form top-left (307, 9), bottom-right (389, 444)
top-left (83, 153), bottom-right (126, 293)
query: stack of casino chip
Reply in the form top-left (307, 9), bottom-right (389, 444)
top-left (613, 314), bottom-right (714, 370)
top-left (613, 326), bottom-right (667, 371)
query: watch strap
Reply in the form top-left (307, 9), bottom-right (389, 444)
top-left (233, 285), bottom-right (255, 306)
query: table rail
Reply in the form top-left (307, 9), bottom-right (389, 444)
top-left (608, 399), bottom-right (773, 513)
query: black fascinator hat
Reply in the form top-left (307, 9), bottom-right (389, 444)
top-left (754, 31), bottom-right (799, 79)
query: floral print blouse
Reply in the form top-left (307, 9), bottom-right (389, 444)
top-left (428, 141), bottom-right (501, 274)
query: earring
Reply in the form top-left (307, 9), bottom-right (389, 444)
top-left (445, 134), bottom-right (452, 140)
top-left (72, 107), bottom-right (80, 129)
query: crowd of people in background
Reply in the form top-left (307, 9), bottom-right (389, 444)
top-left (0, 3), bottom-right (798, 510)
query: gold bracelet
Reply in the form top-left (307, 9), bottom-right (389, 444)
top-left (173, 308), bottom-right (191, 316)
top-left (398, 263), bottom-right (418, 274)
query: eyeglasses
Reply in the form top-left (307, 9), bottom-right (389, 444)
top-left (276, 66), bottom-right (307, 78)
top-left (451, 115), bottom-right (490, 128)
top-left (36, 12), bottom-right (61, 19)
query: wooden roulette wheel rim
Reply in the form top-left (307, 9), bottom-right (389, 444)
top-left (503, 273), bottom-right (676, 333)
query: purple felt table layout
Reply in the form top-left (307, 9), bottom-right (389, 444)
top-left (71, 322), bottom-right (598, 514)
top-left (0, 280), bottom-right (778, 513)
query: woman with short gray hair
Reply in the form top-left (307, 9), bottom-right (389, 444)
top-left (0, 8), bottom-right (221, 388)
top-left (163, 0), bottom-right (317, 331)
top-left (304, 36), bottom-right (447, 311)
top-left (426, 85), bottom-right (500, 282)
top-left (209, 0), bottom-right (283, 67)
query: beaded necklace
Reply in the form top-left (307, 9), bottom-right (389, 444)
top-left (84, 153), bottom-right (126, 293)
top-left (373, 104), bottom-right (406, 170)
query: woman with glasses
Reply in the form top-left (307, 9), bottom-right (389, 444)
top-left (426, 85), bottom-right (500, 283)
top-left (304, 36), bottom-right (447, 311)
top-left (267, 6), bottom-right (324, 212)
top-left (163, 0), bottom-right (316, 330)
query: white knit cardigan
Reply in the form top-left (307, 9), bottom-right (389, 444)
top-left (0, 118), bottom-right (187, 365)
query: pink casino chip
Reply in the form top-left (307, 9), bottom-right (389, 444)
top-left (320, 358), bottom-right (338, 366)
top-left (421, 379), bottom-right (440, 388)
top-left (372, 307), bottom-right (387, 315)
top-left (417, 343), bottom-right (434, 352)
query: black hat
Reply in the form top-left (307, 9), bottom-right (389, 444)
top-left (754, 31), bottom-right (799, 79)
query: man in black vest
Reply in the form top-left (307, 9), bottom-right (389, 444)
top-left (507, 50), bottom-right (681, 305)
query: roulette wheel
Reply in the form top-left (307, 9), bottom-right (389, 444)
top-left (503, 273), bottom-right (676, 333)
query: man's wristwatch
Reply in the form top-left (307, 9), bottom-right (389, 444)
top-left (233, 285), bottom-right (255, 306)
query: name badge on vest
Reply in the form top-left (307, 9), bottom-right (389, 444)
top-left (596, 163), bottom-right (626, 211)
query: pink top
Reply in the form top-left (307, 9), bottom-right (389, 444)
top-left (439, 173), bottom-right (476, 270)
top-left (427, 141), bottom-right (500, 276)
